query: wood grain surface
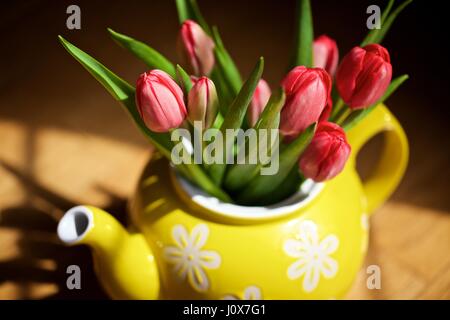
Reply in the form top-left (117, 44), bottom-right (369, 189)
top-left (0, 0), bottom-right (449, 299)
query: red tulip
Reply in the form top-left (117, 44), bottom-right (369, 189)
top-left (247, 79), bottom-right (271, 127)
top-left (336, 44), bottom-right (392, 109)
top-left (299, 122), bottom-right (351, 182)
top-left (178, 20), bottom-right (215, 76)
top-left (136, 70), bottom-right (187, 132)
top-left (188, 76), bottom-right (219, 129)
top-left (280, 66), bottom-right (331, 139)
top-left (319, 96), bottom-right (333, 122)
top-left (313, 35), bottom-right (339, 77)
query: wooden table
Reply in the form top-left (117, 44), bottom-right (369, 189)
top-left (1, 0), bottom-right (449, 299)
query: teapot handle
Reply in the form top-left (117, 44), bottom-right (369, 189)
top-left (347, 104), bottom-right (409, 214)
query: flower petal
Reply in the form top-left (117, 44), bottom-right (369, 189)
top-left (319, 234), bottom-right (339, 255)
top-left (199, 250), bottom-right (221, 269)
top-left (283, 239), bottom-right (309, 258)
top-left (172, 224), bottom-right (189, 248)
top-left (298, 220), bottom-right (319, 246)
top-left (190, 224), bottom-right (209, 249)
top-left (302, 265), bottom-right (320, 292)
top-left (187, 265), bottom-right (209, 292)
top-left (320, 256), bottom-right (338, 278)
top-left (173, 261), bottom-right (189, 280)
top-left (163, 246), bottom-right (184, 264)
top-left (287, 258), bottom-right (309, 280)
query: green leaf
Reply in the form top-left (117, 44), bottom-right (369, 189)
top-left (208, 57), bottom-right (264, 185)
top-left (175, 0), bottom-right (192, 23)
top-left (343, 74), bottom-right (409, 131)
top-left (58, 35), bottom-right (173, 155)
top-left (212, 26), bottom-right (242, 96)
top-left (210, 67), bottom-right (233, 112)
top-left (236, 123), bottom-right (316, 205)
top-left (59, 35), bottom-right (132, 101)
top-left (59, 36), bottom-right (231, 202)
top-left (187, 0), bottom-right (212, 35)
top-left (292, 0), bottom-right (314, 67)
top-left (220, 57), bottom-right (264, 133)
top-left (375, 0), bottom-right (413, 44)
top-left (107, 28), bottom-right (176, 78)
top-left (176, 64), bottom-right (193, 95)
top-left (223, 88), bottom-right (286, 190)
top-left (175, 0), bottom-right (211, 35)
top-left (254, 88), bottom-right (286, 130)
top-left (381, 0), bottom-right (396, 23)
top-left (212, 111), bottom-right (224, 129)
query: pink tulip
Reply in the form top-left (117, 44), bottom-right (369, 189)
top-left (336, 44), bottom-right (392, 109)
top-left (178, 20), bottom-right (215, 76)
top-left (247, 79), bottom-right (271, 127)
top-left (136, 70), bottom-right (187, 132)
top-left (313, 35), bottom-right (339, 77)
top-left (187, 76), bottom-right (219, 129)
top-left (299, 122), bottom-right (351, 182)
top-left (280, 66), bottom-right (331, 139)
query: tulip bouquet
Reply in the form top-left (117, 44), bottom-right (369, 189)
top-left (59, 0), bottom-right (410, 205)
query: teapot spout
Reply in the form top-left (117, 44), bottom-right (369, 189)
top-left (57, 205), bottom-right (160, 299)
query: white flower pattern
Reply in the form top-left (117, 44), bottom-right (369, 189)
top-left (283, 220), bottom-right (339, 293)
top-left (223, 286), bottom-right (263, 300)
top-left (163, 224), bottom-right (221, 292)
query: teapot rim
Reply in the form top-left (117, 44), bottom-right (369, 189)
top-left (171, 167), bottom-right (325, 221)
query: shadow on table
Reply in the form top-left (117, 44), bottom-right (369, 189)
top-left (0, 160), bottom-right (129, 300)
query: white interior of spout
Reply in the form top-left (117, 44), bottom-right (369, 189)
top-left (57, 206), bottom-right (93, 244)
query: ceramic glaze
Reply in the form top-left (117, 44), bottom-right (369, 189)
top-left (57, 105), bottom-right (408, 299)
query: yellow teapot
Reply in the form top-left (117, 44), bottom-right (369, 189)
top-left (57, 105), bottom-right (408, 299)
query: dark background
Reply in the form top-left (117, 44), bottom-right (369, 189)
top-left (0, 0), bottom-right (449, 299)
top-left (1, 0), bottom-right (449, 167)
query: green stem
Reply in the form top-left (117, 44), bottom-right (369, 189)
top-left (330, 98), bottom-right (344, 121)
top-left (332, 104), bottom-right (349, 124)
top-left (184, 163), bottom-right (232, 202)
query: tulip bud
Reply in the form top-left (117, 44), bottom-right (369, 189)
top-left (187, 76), bottom-right (219, 129)
top-left (178, 20), bottom-right (215, 76)
top-left (280, 66), bottom-right (331, 139)
top-left (247, 79), bottom-right (271, 127)
top-left (299, 122), bottom-right (351, 182)
top-left (136, 69), bottom-right (187, 133)
top-left (313, 35), bottom-right (339, 77)
top-left (190, 75), bottom-right (200, 84)
top-left (336, 44), bottom-right (392, 109)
